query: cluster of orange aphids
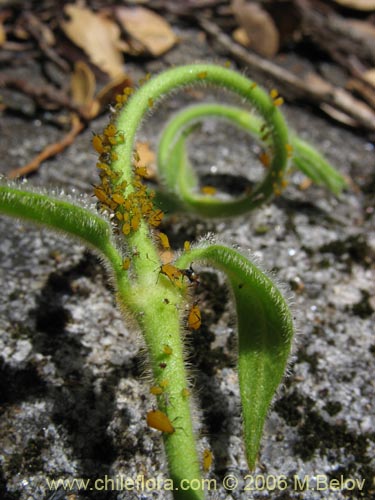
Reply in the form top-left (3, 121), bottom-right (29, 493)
top-left (114, 85), bottom-right (135, 110)
top-left (92, 117), bottom-right (165, 264)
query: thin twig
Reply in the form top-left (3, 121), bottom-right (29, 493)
top-left (198, 16), bottom-right (375, 133)
top-left (8, 114), bottom-right (84, 179)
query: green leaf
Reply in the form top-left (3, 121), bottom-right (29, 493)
top-left (291, 135), bottom-right (347, 195)
top-left (0, 185), bottom-right (123, 271)
top-left (157, 103), bottom-right (346, 207)
top-left (176, 243), bottom-right (294, 469)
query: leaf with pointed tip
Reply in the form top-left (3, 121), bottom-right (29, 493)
top-left (176, 243), bottom-right (294, 469)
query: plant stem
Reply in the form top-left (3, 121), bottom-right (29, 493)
top-left (116, 269), bottom-right (203, 500)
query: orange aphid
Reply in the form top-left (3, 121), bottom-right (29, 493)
top-left (150, 386), bottom-right (163, 396)
top-left (159, 379), bottom-right (169, 389)
top-left (123, 198), bottom-right (133, 211)
top-left (188, 303), bottom-right (201, 330)
top-left (270, 88), bottom-right (279, 99)
top-left (116, 94), bottom-right (125, 104)
top-left (201, 186), bottom-right (217, 196)
top-left (181, 388), bottom-right (190, 398)
top-left (96, 161), bottom-right (110, 172)
top-left (273, 97), bottom-right (284, 107)
top-left (122, 257), bottom-right (131, 270)
top-left (122, 222), bottom-right (131, 235)
top-left (184, 241), bottom-right (191, 252)
top-left (285, 143), bottom-right (293, 157)
top-left (148, 97), bottom-right (154, 108)
top-left (134, 181), bottom-right (147, 196)
top-left (104, 123), bottom-right (117, 137)
top-left (134, 166), bottom-right (149, 178)
top-left (100, 176), bottom-right (111, 193)
top-left (197, 71), bottom-right (207, 79)
top-left (148, 209), bottom-right (164, 227)
top-left (133, 151), bottom-right (141, 163)
top-left (158, 232), bottom-right (170, 250)
top-left (140, 201), bottom-right (153, 216)
top-left (117, 180), bottom-right (128, 191)
top-left (92, 134), bottom-right (105, 154)
top-left (146, 409), bottom-right (175, 434)
top-left (131, 214), bottom-right (140, 231)
top-left (203, 449), bottom-right (213, 472)
top-left (160, 263), bottom-right (183, 288)
top-left (93, 186), bottom-right (115, 209)
top-left (163, 344), bottom-right (173, 355)
top-left (112, 193), bottom-right (126, 205)
top-left (259, 152), bottom-right (270, 168)
top-left (93, 185), bottom-right (107, 203)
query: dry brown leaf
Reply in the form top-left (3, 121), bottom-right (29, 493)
top-left (116, 6), bottom-right (177, 56)
top-left (71, 61), bottom-right (96, 108)
top-left (61, 5), bottom-right (125, 78)
top-left (333, 0), bottom-right (375, 10)
top-left (70, 61), bottom-right (103, 120)
top-left (0, 22), bottom-right (6, 47)
top-left (231, 0), bottom-right (279, 57)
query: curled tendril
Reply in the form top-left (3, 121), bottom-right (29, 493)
top-left (109, 64), bottom-right (290, 217)
top-left (157, 103), bottom-right (347, 214)
top-left (107, 64), bottom-right (345, 218)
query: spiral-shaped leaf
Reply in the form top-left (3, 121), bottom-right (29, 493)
top-left (158, 103), bottom-right (346, 203)
top-left (111, 64), bottom-right (290, 217)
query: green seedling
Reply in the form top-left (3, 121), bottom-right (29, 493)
top-left (0, 64), bottom-right (346, 500)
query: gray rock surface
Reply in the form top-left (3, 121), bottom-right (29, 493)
top-left (0, 26), bottom-right (374, 500)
